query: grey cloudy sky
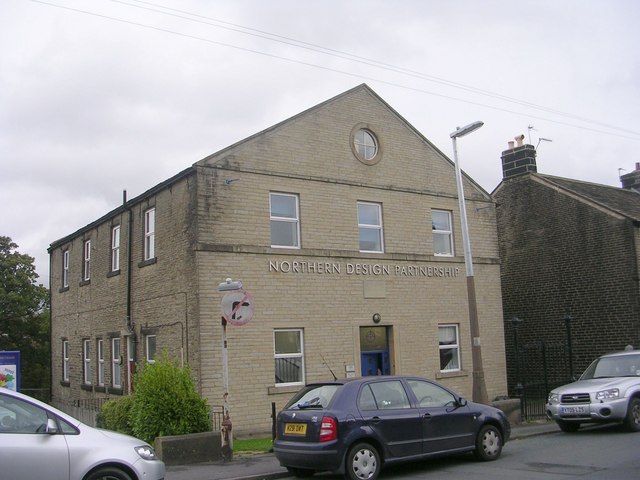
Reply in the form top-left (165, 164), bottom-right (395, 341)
top-left (2, 0), bottom-right (639, 286)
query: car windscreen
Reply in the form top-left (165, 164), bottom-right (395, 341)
top-left (284, 384), bottom-right (341, 410)
top-left (581, 354), bottom-right (640, 379)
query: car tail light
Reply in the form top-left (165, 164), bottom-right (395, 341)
top-left (319, 416), bottom-right (337, 442)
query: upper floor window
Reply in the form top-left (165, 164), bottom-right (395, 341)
top-left (83, 339), bottom-right (91, 384)
top-left (274, 329), bottom-right (304, 386)
top-left (438, 324), bottom-right (461, 372)
top-left (62, 250), bottom-right (70, 288)
top-left (432, 210), bottom-right (453, 256)
top-left (82, 240), bottom-right (91, 281)
top-left (358, 202), bottom-right (384, 253)
top-left (353, 128), bottom-right (378, 162)
top-left (144, 208), bottom-right (155, 261)
top-left (270, 193), bottom-right (300, 248)
top-left (111, 225), bottom-right (121, 272)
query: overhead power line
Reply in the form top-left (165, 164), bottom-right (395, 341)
top-left (29, 0), bottom-right (640, 141)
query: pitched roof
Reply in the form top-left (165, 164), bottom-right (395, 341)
top-left (537, 174), bottom-right (640, 222)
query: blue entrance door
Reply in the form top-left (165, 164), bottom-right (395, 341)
top-left (360, 326), bottom-right (391, 376)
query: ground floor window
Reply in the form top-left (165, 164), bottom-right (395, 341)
top-left (146, 335), bottom-right (156, 364)
top-left (97, 338), bottom-right (104, 386)
top-left (62, 339), bottom-right (69, 382)
top-left (112, 337), bottom-right (122, 388)
top-left (438, 324), bottom-right (461, 372)
top-left (274, 329), bottom-right (304, 386)
top-left (83, 339), bottom-right (91, 384)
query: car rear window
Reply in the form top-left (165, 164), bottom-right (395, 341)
top-left (284, 384), bottom-right (341, 410)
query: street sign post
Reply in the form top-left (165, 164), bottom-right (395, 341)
top-left (216, 279), bottom-right (254, 462)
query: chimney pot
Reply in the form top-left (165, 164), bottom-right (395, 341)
top-left (508, 141), bottom-right (515, 149)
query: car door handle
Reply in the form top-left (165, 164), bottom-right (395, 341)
top-left (423, 413), bottom-right (432, 420)
top-left (370, 416), bottom-right (381, 424)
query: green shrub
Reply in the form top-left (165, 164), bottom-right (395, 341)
top-left (129, 356), bottom-right (211, 444)
top-left (98, 396), bottom-right (134, 436)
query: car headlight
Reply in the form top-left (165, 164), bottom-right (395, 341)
top-left (134, 445), bottom-right (157, 460)
top-left (548, 392), bottom-right (559, 404)
top-left (595, 389), bottom-right (619, 401)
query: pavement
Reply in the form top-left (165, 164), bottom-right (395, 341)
top-left (164, 420), bottom-right (559, 480)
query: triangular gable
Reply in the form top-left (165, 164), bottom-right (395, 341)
top-left (196, 84), bottom-right (490, 201)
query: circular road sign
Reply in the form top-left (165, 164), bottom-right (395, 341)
top-left (221, 290), bottom-right (255, 326)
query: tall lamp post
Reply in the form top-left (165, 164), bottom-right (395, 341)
top-left (450, 121), bottom-right (489, 404)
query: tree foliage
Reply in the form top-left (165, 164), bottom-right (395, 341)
top-left (0, 236), bottom-right (50, 390)
top-left (129, 356), bottom-right (211, 443)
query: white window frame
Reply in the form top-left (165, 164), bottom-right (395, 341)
top-left (358, 202), bottom-right (384, 253)
top-left (97, 338), bottom-right (105, 386)
top-left (111, 225), bottom-right (121, 272)
top-left (274, 329), bottom-right (305, 387)
top-left (146, 335), bottom-right (157, 364)
top-left (62, 250), bottom-right (70, 288)
top-left (270, 193), bottom-right (300, 249)
top-left (432, 210), bottom-right (454, 257)
top-left (62, 340), bottom-right (69, 382)
top-left (82, 239), bottom-right (91, 281)
top-left (354, 128), bottom-right (378, 161)
top-left (144, 208), bottom-right (155, 261)
top-left (112, 337), bottom-right (122, 388)
top-left (83, 339), bottom-right (91, 384)
top-left (438, 324), bottom-right (461, 372)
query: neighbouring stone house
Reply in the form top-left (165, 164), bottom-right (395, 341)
top-left (49, 84), bottom-right (508, 435)
top-left (494, 143), bottom-right (640, 402)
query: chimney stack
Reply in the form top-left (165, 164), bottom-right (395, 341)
top-left (501, 136), bottom-right (537, 179)
top-left (620, 162), bottom-right (640, 191)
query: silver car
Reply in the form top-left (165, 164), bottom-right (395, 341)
top-left (0, 387), bottom-right (165, 480)
top-left (546, 350), bottom-right (640, 432)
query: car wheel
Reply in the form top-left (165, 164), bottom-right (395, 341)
top-left (623, 397), bottom-right (640, 432)
top-left (84, 467), bottom-right (133, 480)
top-left (556, 420), bottom-right (580, 433)
top-left (286, 467), bottom-right (315, 478)
top-left (346, 442), bottom-right (380, 480)
top-left (473, 424), bottom-right (503, 461)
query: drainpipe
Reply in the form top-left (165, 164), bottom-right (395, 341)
top-left (124, 191), bottom-right (137, 377)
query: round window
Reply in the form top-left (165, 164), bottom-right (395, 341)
top-left (353, 129), bottom-right (378, 162)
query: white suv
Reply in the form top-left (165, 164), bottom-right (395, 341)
top-left (547, 350), bottom-right (640, 432)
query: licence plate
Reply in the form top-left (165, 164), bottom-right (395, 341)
top-left (285, 423), bottom-right (307, 435)
top-left (561, 406), bottom-right (586, 414)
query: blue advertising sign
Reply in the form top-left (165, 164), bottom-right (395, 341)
top-left (0, 351), bottom-right (20, 391)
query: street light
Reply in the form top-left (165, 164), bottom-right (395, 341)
top-left (450, 121), bottom-right (489, 404)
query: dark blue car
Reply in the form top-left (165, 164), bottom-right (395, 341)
top-left (273, 376), bottom-right (510, 480)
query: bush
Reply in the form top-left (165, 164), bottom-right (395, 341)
top-left (129, 356), bottom-right (211, 444)
top-left (98, 396), bottom-right (134, 436)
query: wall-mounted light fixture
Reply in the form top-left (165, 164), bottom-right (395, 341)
top-left (372, 313), bottom-right (381, 324)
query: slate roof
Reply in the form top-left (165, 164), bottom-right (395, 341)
top-left (538, 174), bottom-right (640, 222)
